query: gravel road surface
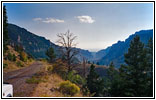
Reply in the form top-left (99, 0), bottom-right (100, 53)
top-left (3, 61), bottom-right (44, 97)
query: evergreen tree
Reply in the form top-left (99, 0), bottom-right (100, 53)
top-left (109, 70), bottom-right (125, 97)
top-left (119, 35), bottom-right (148, 96)
top-left (3, 5), bottom-right (9, 54)
top-left (107, 62), bottom-right (124, 97)
top-left (46, 47), bottom-right (56, 63)
top-left (107, 62), bottom-right (116, 81)
top-left (146, 38), bottom-right (153, 96)
top-left (146, 38), bottom-right (153, 73)
top-left (96, 62), bottom-right (100, 65)
top-left (86, 64), bottom-right (105, 96)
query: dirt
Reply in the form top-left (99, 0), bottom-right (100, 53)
top-left (3, 61), bottom-right (44, 97)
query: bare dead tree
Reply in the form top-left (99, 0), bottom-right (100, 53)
top-left (56, 30), bottom-right (79, 73)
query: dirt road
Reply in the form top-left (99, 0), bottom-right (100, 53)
top-left (3, 61), bottom-right (44, 97)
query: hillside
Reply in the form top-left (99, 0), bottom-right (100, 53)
top-left (97, 29), bottom-right (153, 68)
top-left (8, 23), bottom-right (153, 68)
top-left (8, 23), bottom-right (93, 60)
top-left (94, 47), bottom-right (111, 61)
top-left (8, 24), bottom-right (59, 58)
top-left (3, 45), bottom-right (34, 73)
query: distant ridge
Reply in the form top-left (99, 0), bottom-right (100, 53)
top-left (96, 29), bottom-right (153, 68)
top-left (8, 23), bottom-right (153, 68)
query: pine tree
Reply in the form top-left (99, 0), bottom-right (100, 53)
top-left (46, 47), bottom-right (56, 63)
top-left (119, 35), bottom-right (148, 96)
top-left (3, 5), bottom-right (9, 54)
top-left (86, 64), bottom-right (105, 96)
top-left (107, 62), bottom-right (116, 81)
top-left (146, 38), bottom-right (153, 73)
top-left (107, 62), bottom-right (124, 97)
top-left (109, 70), bottom-right (125, 97)
top-left (146, 38), bottom-right (153, 96)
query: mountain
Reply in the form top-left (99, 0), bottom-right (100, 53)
top-left (8, 23), bottom-right (153, 68)
top-left (97, 29), bottom-right (153, 68)
top-left (8, 24), bottom-right (59, 58)
top-left (74, 48), bottom-right (93, 61)
top-left (7, 23), bottom-right (93, 60)
top-left (94, 47), bottom-right (111, 61)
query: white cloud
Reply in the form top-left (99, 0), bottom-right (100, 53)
top-left (42, 18), bottom-right (64, 23)
top-left (33, 18), bottom-right (42, 21)
top-left (33, 17), bottom-right (64, 23)
top-left (76, 15), bottom-right (95, 23)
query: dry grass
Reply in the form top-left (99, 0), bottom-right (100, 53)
top-left (32, 74), bottom-right (64, 97)
top-left (3, 60), bottom-right (20, 72)
top-left (7, 46), bottom-right (19, 57)
top-left (3, 59), bottom-right (35, 73)
top-left (3, 46), bottom-right (35, 73)
top-left (32, 73), bottom-right (84, 97)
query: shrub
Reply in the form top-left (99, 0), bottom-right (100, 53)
top-left (67, 71), bottom-right (86, 85)
top-left (28, 58), bottom-right (33, 62)
top-left (7, 53), bottom-right (12, 61)
top-left (59, 80), bottom-right (80, 96)
top-left (47, 65), bottom-right (53, 73)
top-left (12, 54), bottom-right (16, 61)
top-left (3, 63), bottom-right (8, 68)
top-left (16, 61), bottom-right (24, 67)
top-left (41, 58), bottom-right (47, 62)
top-left (7, 53), bottom-right (16, 61)
top-left (20, 51), bottom-right (27, 62)
top-left (26, 76), bottom-right (44, 84)
top-left (46, 47), bottom-right (56, 63)
top-left (81, 85), bottom-right (90, 96)
top-left (52, 63), bottom-right (67, 79)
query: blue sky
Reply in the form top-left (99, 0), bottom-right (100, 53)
top-left (4, 3), bottom-right (153, 52)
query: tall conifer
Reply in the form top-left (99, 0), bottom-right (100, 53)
top-left (3, 5), bottom-right (9, 54)
top-left (120, 35), bottom-right (148, 96)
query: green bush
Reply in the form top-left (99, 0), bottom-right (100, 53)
top-left (7, 53), bottom-right (16, 61)
top-left (12, 54), bottom-right (16, 61)
top-left (81, 85), bottom-right (90, 96)
top-left (52, 63), bottom-right (67, 79)
top-left (67, 71), bottom-right (86, 85)
top-left (41, 58), bottom-right (47, 62)
top-left (59, 80), bottom-right (80, 96)
top-left (16, 61), bottom-right (24, 67)
top-left (3, 63), bottom-right (8, 68)
top-left (47, 65), bottom-right (53, 73)
top-left (26, 76), bottom-right (45, 84)
top-left (28, 58), bottom-right (33, 62)
top-left (20, 51), bottom-right (27, 62)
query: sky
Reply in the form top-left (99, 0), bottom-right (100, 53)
top-left (4, 2), bottom-right (154, 52)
